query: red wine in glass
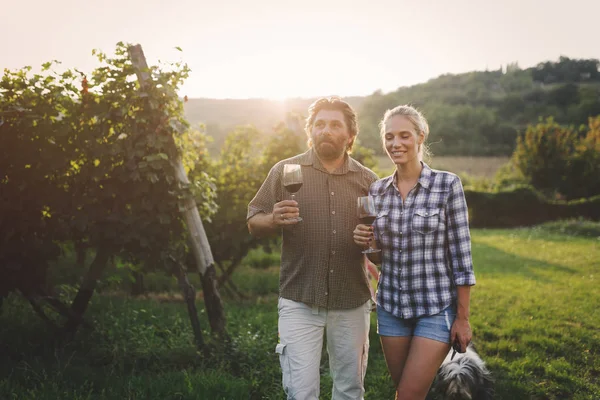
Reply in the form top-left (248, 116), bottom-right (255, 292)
top-left (284, 182), bottom-right (303, 194)
top-left (283, 164), bottom-right (303, 222)
top-left (357, 196), bottom-right (381, 254)
top-left (360, 215), bottom-right (377, 225)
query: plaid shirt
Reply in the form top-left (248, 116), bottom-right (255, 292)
top-left (371, 163), bottom-right (476, 319)
top-left (247, 149), bottom-right (378, 309)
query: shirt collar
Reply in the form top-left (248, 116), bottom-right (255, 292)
top-left (298, 148), bottom-right (360, 175)
top-left (418, 162), bottom-right (433, 189)
top-left (378, 161), bottom-right (433, 192)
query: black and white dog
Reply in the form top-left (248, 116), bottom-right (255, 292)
top-left (430, 343), bottom-right (494, 400)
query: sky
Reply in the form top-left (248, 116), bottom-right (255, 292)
top-left (2, 0), bottom-right (598, 100)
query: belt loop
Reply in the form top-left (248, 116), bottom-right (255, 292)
top-left (312, 305), bottom-right (319, 315)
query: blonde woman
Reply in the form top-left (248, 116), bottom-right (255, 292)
top-left (353, 105), bottom-right (476, 400)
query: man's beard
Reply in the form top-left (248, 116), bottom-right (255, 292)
top-left (313, 135), bottom-right (347, 161)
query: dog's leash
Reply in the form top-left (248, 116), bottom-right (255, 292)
top-left (451, 340), bottom-right (462, 361)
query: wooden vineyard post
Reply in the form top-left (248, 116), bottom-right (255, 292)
top-left (128, 44), bottom-right (227, 340)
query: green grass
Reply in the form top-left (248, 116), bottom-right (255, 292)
top-left (469, 227), bottom-right (600, 399)
top-left (1, 224), bottom-right (599, 399)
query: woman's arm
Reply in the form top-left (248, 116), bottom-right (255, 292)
top-left (451, 285), bottom-right (472, 352)
top-left (446, 176), bottom-right (476, 286)
top-left (446, 176), bottom-right (475, 352)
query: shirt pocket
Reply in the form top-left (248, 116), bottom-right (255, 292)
top-left (373, 210), bottom-right (389, 241)
top-left (412, 208), bottom-right (441, 235)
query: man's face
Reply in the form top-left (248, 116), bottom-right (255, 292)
top-left (310, 109), bottom-right (353, 161)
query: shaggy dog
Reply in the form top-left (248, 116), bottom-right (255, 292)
top-left (430, 343), bottom-right (494, 400)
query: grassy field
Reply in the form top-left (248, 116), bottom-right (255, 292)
top-left (375, 155), bottom-right (511, 179)
top-left (1, 222), bottom-right (599, 399)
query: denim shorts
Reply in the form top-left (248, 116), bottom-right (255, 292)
top-left (376, 304), bottom-right (456, 344)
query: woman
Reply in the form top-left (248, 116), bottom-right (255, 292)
top-left (353, 105), bottom-right (476, 400)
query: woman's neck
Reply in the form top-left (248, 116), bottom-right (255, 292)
top-left (395, 159), bottom-right (422, 184)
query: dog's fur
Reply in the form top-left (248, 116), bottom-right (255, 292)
top-left (430, 343), bottom-right (494, 400)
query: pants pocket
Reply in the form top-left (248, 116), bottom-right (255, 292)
top-left (365, 299), bottom-right (373, 313)
top-left (360, 342), bottom-right (369, 386)
top-left (275, 343), bottom-right (292, 398)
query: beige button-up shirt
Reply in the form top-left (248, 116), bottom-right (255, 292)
top-left (247, 149), bottom-right (378, 309)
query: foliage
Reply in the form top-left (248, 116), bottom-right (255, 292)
top-left (183, 97), bottom-right (365, 156)
top-left (491, 159), bottom-right (528, 190)
top-left (205, 122), bottom-right (304, 285)
top-left (241, 247), bottom-right (281, 270)
top-left (2, 227), bottom-right (599, 399)
top-left (458, 173), bottom-right (494, 192)
top-left (261, 120), bottom-right (307, 169)
top-left (179, 56), bottom-right (600, 159)
top-left (532, 56), bottom-right (600, 84)
top-left (0, 62), bottom-right (75, 298)
top-left (0, 43), bottom-right (217, 314)
top-left (350, 142), bottom-right (378, 171)
top-left (465, 185), bottom-right (600, 228)
top-left (354, 57), bottom-right (600, 157)
top-left (511, 116), bottom-right (600, 200)
top-left (205, 126), bottom-right (267, 274)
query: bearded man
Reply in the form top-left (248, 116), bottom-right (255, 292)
top-left (247, 96), bottom-right (378, 400)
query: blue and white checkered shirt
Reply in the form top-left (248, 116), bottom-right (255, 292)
top-left (371, 162), bottom-right (476, 319)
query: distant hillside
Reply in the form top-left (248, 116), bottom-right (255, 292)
top-left (358, 56), bottom-right (600, 156)
top-left (183, 96), bottom-right (365, 154)
top-left (184, 56), bottom-right (600, 156)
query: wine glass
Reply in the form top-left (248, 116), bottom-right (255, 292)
top-left (357, 196), bottom-right (381, 254)
top-left (282, 164), bottom-right (303, 222)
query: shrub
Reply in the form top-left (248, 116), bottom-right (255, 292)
top-left (534, 218), bottom-right (600, 238)
top-left (242, 248), bottom-right (281, 270)
top-left (512, 116), bottom-right (600, 200)
top-left (465, 185), bottom-right (600, 228)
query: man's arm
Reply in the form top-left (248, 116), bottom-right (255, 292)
top-left (248, 200), bottom-right (300, 238)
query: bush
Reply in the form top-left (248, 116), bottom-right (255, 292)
top-left (465, 185), bottom-right (600, 228)
top-left (231, 266), bottom-right (279, 295)
top-left (534, 219), bottom-right (600, 238)
top-left (512, 116), bottom-right (600, 200)
top-left (460, 173), bottom-right (494, 192)
top-left (493, 160), bottom-right (528, 190)
top-left (242, 248), bottom-right (281, 270)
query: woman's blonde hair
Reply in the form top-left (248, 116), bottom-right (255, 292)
top-left (378, 105), bottom-right (431, 160)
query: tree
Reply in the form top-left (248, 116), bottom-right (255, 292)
top-left (205, 122), bottom-right (304, 295)
top-left (0, 43), bottom-right (222, 348)
top-left (512, 116), bottom-right (600, 199)
top-left (0, 62), bottom-right (81, 322)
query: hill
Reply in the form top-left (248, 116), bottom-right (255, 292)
top-left (183, 96), bottom-right (365, 154)
top-left (183, 56), bottom-right (600, 156)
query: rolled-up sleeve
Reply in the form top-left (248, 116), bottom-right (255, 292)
top-left (446, 177), bottom-right (476, 286)
top-left (247, 164), bottom-right (282, 221)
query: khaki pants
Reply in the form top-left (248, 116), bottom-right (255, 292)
top-left (275, 297), bottom-right (371, 400)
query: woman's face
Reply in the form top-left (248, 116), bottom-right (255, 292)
top-left (383, 115), bottom-right (423, 167)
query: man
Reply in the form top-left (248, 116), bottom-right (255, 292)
top-left (247, 97), bottom-right (378, 400)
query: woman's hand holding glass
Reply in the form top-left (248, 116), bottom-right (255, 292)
top-left (353, 223), bottom-right (375, 250)
top-left (356, 196), bottom-right (381, 254)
